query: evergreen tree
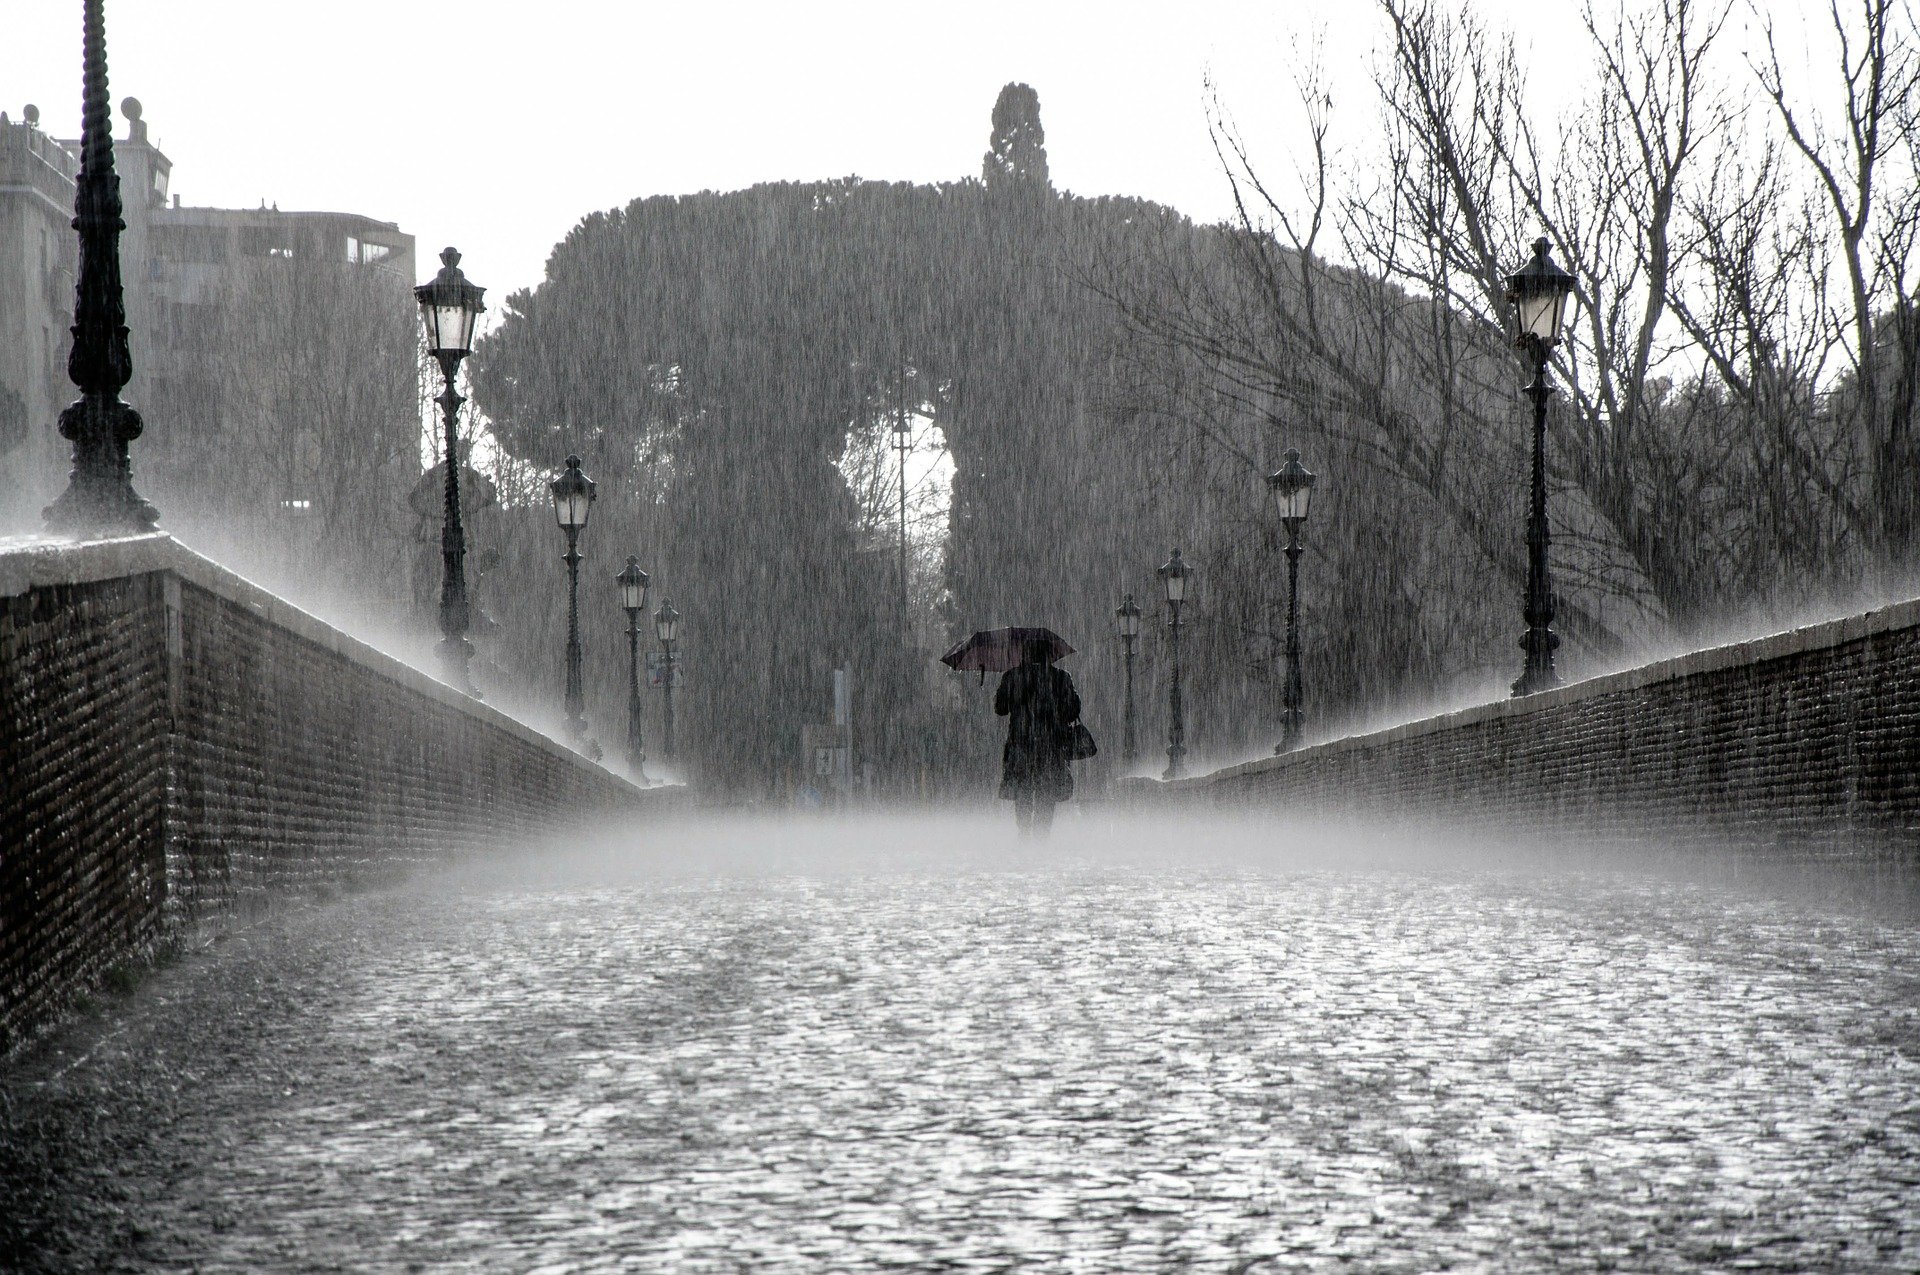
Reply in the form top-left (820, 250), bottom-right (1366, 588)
top-left (981, 83), bottom-right (1050, 192)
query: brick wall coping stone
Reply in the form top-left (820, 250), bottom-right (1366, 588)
top-left (1160, 591), bottom-right (1920, 792)
top-left (0, 532), bottom-right (641, 795)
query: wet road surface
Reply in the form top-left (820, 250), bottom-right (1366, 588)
top-left (4, 813), bottom-right (1919, 1272)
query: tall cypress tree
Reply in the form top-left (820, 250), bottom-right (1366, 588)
top-left (981, 83), bottom-right (1050, 192)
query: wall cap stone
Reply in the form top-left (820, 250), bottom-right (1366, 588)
top-left (0, 532), bottom-right (655, 797)
top-left (1155, 589), bottom-right (1920, 791)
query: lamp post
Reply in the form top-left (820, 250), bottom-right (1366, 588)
top-left (1506, 237), bottom-right (1576, 697)
top-left (1116, 593), bottom-right (1141, 766)
top-left (616, 555), bottom-right (651, 782)
top-left (1266, 448), bottom-right (1317, 752)
top-left (413, 247), bottom-right (486, 694)
top-left (654, 598), bottom-right (680, 761)
top-left (1158, 549), bottom-right (1191, 780)
top-left (895, 373), bottom-right (912, 634)
top-left (550, 455), bottom-right (596, 748)
top-left (43, 0), bottom-right (159, 538)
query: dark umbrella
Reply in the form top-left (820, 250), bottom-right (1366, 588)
top-left (941, 627), bottom-right (1075, 683)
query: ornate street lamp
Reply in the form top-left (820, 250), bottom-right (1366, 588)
top-left (43, 0), bottom-right (159, 538)
top-left (1505, 237), bottom-right (1576, 697)
top-left (1266, 448), bottom-right (1316, 752)
top-left (1157, 549), bottom-right (1191, 780)
top-left (414, 247), bottom-right (486, 695)
top-left (550, 455), bottom-right (596, 749)
top-left (616, 555), bottom-right (651, 782)
top-left (654, 598), bottom-right (681, 761)
top-left (1115, 593), bottom-right (1141, 766)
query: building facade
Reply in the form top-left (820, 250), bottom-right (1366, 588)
top-left (0, 97), bottom-right (416, 543)
top-left (0, 104), bottom-right (78, 521)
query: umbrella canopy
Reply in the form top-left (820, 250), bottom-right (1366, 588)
top-left (940, 627), bottom-right (1075, 675)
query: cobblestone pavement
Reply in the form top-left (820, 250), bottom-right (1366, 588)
top-left (4, 814), bottom-right (1920, 1272)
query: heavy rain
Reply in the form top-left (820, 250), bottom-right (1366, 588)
top-left (3, 0), bottom-right (1919, 1270)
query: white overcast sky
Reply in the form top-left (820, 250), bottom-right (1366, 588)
top-left (3, 1), bottom-right (1827, 306)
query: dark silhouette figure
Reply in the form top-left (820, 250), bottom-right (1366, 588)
top-left (995, 637), bottom-right (1082, 836)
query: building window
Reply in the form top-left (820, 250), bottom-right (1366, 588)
top-left (346, 235), bottom-right (394, 266)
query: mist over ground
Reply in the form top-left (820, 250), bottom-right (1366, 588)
top-left (457, 808), bottom-right (1920, 911)
top-left (6, 812), bottom-right (1915, 1271)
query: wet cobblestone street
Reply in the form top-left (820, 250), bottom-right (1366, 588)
top-left (5, 814), bottom-right (1919, 1272)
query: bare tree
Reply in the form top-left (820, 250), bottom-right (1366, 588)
top-left (1110, 0), bottom-right (1919, 681)
top-left (1754, 0), bottom-right (1920, 563)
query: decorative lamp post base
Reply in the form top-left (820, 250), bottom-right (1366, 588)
top-left (1274, 718), bottom-right (1302, 755)
top-left (1510, 628), bottom-right (1562, 697)
top-left (43, 443), bottom-right (158, 537)
top-left (1511, 670), bottom-right (1561, 697)
top-left (437, 635), bottom-right (479, 698)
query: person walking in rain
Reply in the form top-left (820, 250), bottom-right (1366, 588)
top-left (995, 636), bottom-right (1082, 836)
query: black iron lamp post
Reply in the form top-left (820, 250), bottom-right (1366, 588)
top-left (895, 381), bottom-right (913, 633)
top-left (43, 0), bottom-right (159, 538)
top-left (1506, 237), bottom-right (1576, 697)
top-left (616, 555), bottom-right (651, 782)
top-left (654, 598), bottom-right (680, 761)
top-left (1266, 448), bottom-right (1317, 752)
top-left (1116, 593), bottom-right (1141, 766)
top-left (550, 455), bottom-right (596, 748)
top-left (1157, 549), bottom-right (1191, 780)
top-left (414, 247), bottom-right (486, 694)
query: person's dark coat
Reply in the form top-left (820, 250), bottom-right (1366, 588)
top-left (994, 661), bottom-right (1080, 802)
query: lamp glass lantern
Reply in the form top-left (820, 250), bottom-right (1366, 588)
top-left (1116, 594), bottom-right (1141, 639)
top-left (550, 455), bottom-right (596, 530)
top-left (654, 599), bottom-right (680, 644)
top-left (1157, 549), bottom-right (1190, 605)
top-left (617, 556), bottom-right (650, 612)
top-left (1267, 448), bottom-right (1317, 524)
top-left (414, 247), bottom-right (485, 356)
top-left (1505, 237), bottom-right (1575, 347)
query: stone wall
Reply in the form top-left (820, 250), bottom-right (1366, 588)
top-left (1, 534), bottom-right (661, 1052)
top-left (1133, 599), bottom-right (1920, 860)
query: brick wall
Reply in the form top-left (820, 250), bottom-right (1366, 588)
top-left (2, 534), bottom-right (663, 1052)
top-left (1128, 600), bottom-right (1920, 860)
